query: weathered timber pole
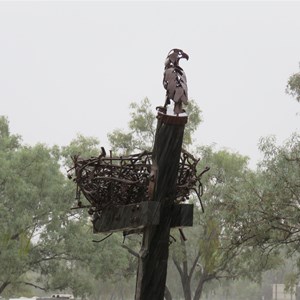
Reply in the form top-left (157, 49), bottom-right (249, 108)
top-left (135, 112), bottom-right (187, 300)
top-left (68, 48), bottom-right (199, 300)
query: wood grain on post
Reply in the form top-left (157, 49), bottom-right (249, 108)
top-left (135, 112), bottom-right (187, 300)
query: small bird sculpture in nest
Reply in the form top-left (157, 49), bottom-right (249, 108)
top-left (163, 48), bottom-right (189, 115)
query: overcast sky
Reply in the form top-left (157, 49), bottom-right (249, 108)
top-left (1, 1), bottom-right (299, 168)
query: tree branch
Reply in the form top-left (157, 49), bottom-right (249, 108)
top-left (172, 257), bottom-right (184, 278)
top-left (18, 281), bottom-right (47, 291)
top-left (0, 281), bottom-right (10, 294)
top-left (121, 244), bottom-right (139, 257)
top-left (189, 251), bottom-right (200, 279)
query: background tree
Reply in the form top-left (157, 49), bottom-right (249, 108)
top-left (60, 133), bottom-right (101, 168)
top-left (108, 99), bottom-right (276, 299)
top-left (222, 134), bottom-right (300, 251)
top-left (2, 91), bottom-right (298, 298)
top-left (0, 115), bottom-right (72, 295)
top-left (0, 117), bottom-right (134, 298)
top-left (286, 63), bottom-right (300, 102)
top-left (168, 146), bottom-right (281, 300)
top-left (107, 97), bottom-right (202, 154)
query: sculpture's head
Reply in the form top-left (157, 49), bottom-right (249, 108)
top-left (165, 48), bottom-right (189, 68)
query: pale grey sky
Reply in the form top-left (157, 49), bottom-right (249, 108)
top-left (0, 1), bottom-right (299, 167)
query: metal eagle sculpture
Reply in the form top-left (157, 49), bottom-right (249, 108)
top-left (163, 48), bottom-right (189, 115)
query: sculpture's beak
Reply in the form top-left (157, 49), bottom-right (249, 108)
top-left (182, 52), bottom-right (189, 60)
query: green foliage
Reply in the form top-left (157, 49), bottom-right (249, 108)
top-left (0, 116), bottom-right (133, 297)
top-left (108, 98), bottom-right (202, 155)
top-left (108, 98), bottom-right (155, 154)
top-left (0, 116), bottom-right (70, 294)
top-left (107, 129), bottom-right (136, 155)
top-left (60, 133), bottom-right (100, 168)
top-left (258, 134), bottom-right (300, 245)
top-left (128, 99), bottom-right (156, 149)
top-left (286, 64), bottom-right (300, 102)
top-left (284, 272), bottom-right (298, 294)
top-left (197, 133), bottom-right (300, 298)
top-left (226, 134), bottom-right (300, 250)
top-left (199, 219), bottom-right (221, 274)
top-left (0, 116), bottom-right (21, 150)
top-left (183, 100), bottom-right (202, 146)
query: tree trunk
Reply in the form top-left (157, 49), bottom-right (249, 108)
top-left (0, 281), bottom-right (10, 295)
top-left (181, 236), bottom-right (192, 300)
top-left (164, 286), bottom-right (172, 300)
top-left (193, 270), bottom-right (217, 300)
top-left (173, 257), bottom-right (192, 300)
top-left (173, 234), bottom-right (200, 300)
top-left (173, 256), bottom-right (192, 300)
top-left (193, 278), bottom-right (205, 300)
top-left (182, 277), bottom-right (192, 300)
top-left (135, 114), bottom-right (187, 300)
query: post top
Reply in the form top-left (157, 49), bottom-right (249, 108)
top-left (156, 106), bottom-right (188, 125)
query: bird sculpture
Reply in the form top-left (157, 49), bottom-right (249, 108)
top-left (163, 48), bottom-right (189, 115)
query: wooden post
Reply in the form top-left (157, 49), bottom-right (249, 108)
top-left (135, 112), bottom-right (187, 300)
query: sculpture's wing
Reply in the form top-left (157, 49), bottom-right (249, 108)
top-left (164, 68), bottom-right (178, 100)
top-left (179, 69), bottom-right (188, 103)
top-left (181, 91), bottom-right (188, 104)
top-left (174, 87), bottom-right (184, 103)
top-left (163, 68), bottom-right (175, 89)
top-left (180, 79), bottom-right (188, 103)
top-left (167, 78), bottom-right (177, 97)
top-left (181, 70), bottom-right (187, 84)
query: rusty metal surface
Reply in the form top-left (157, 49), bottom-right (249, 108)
top-left (70, 151), bottom-right (152, 213)
top-left (68, 148), bottom-right (208, 214)
top-left (163, 48), bottom-right (189, 115)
